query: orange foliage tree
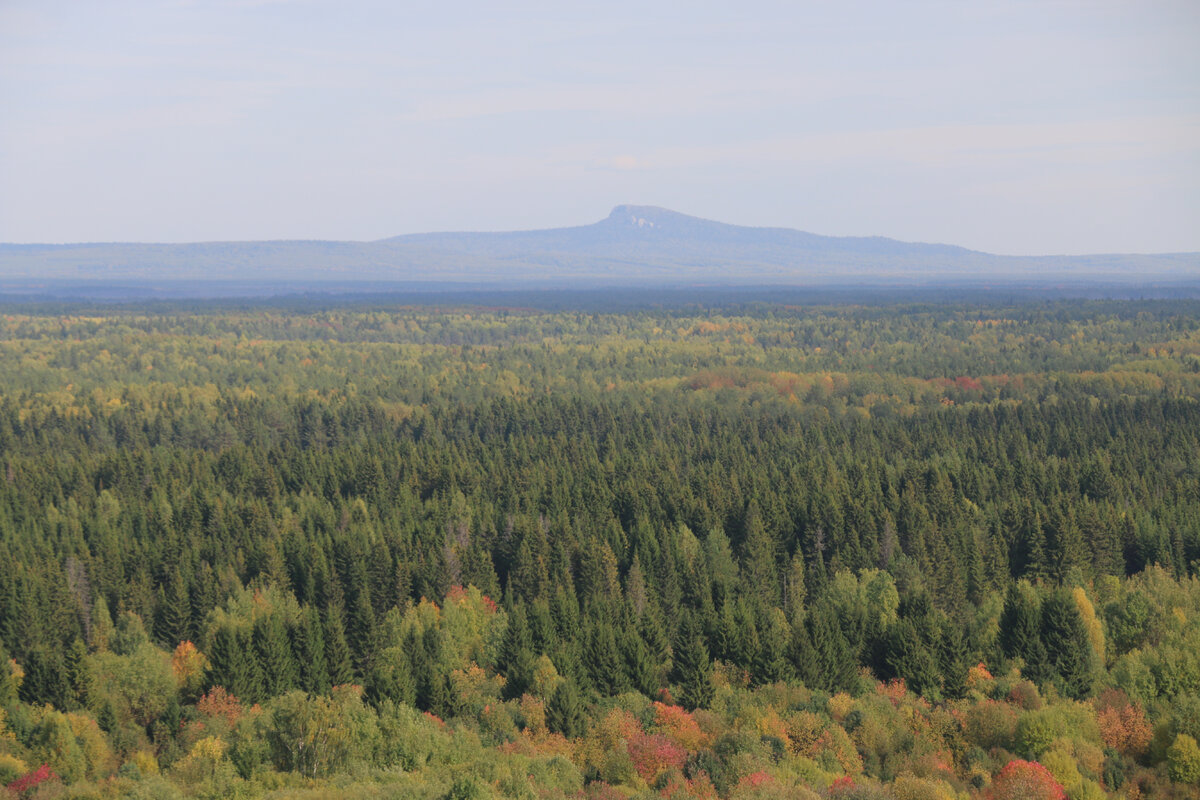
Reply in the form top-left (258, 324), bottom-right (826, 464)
top-left (987, 760), bottom-right (1066, 800)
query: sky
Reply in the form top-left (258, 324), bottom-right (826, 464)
top-left (1, 1), bottom-right (1198, 255)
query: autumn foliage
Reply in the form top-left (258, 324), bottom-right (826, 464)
top-left (987, 760), bottom-right (1067, 800)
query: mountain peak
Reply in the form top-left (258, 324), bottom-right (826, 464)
top-left (606, 205), bottom-right (691, 229)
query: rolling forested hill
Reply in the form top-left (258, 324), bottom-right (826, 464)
top-left (0, 298), bottom-right (1199, 798)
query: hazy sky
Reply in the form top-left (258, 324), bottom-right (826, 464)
top-left (1, 1), bottom-right (1198, 254)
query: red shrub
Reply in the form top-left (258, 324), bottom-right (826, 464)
top-left (627, 733), bottom-right (687, 784)
top-left (6, 764), bottom-right (59, 795)
top-left (195, 686), bottom-right (242, 725)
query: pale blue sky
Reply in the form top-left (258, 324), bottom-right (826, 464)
top-left (1, 0), bottom-right (1197, 254)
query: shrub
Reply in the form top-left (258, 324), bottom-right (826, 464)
top-left (965, 700), bottom-right (1019, 751)
top-left (0, 753), bottom-right (28, 786)
top-left (5, 763), bottom-right (60, 795)
top-left (1005, 680), bottom-right (1042, 711)
top-left (891, 774), bottom-right (959, 800)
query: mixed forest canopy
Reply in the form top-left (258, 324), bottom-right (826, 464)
top-left (0, 297), bottom-right (1199, 799)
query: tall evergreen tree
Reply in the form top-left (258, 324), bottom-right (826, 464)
top-left (1040, 589), bottom-right (1096, 699)
top-left (671, 611), bottom-right (713, 710)
top-left (207, 625), bottom-right (263, 702)
top-left (254, 614), bottom-right (299, 697)
top-left (499, 604), bottom-right (535, 700)
top-left (546, 679), bottom-right (586, 738)
top-left (323, 607), bottom-right (355, 687)
top-left (999, 582), bottom-right (1050, 685)
top-left (293, 606), bottom-right (330, 694)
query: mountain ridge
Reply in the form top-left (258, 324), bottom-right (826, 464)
top-left (1, 206), bottom-right (1197, 293)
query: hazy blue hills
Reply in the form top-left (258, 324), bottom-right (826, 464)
top-left (1, 205), bottom-right (1197, 298)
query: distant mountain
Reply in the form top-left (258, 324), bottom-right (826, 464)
top-left (1, 205), bottom-right (1197, 295)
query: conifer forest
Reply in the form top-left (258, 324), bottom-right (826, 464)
top-left (1, 297), bottom-right (1200, 799)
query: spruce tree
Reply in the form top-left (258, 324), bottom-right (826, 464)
top-left (347, 583), bottom-right (378, 676)
top-left (671, 611), bottom-right (713, 710)
top-left (324, 606), bottom-right (355, 687)
top-left (1040, 589), bottom-right (1096, 699)
top-left (254, 614), bottom-right (299, 697)
top-left (207, 624), bottom-right (263, 702)
top-left (64, 637), bottom-right (90, 710)
top-left (0, 641), bottom-right (18, 706)
top-left (752, 607), bottom-right (792, 685)
top-left (155, 571), bottom-right (192, 647)
top-left (585, 620), bottom-right (629, 697)
top-left (884, 620), bottom-right (940, 698)
top-left (546, 679), bottom-right (586, 738)
top-left (499, 604), bottom-right (535, 700)
top-left (806, 601), bottom-right (857, 692)
top-left (999, 582), bottom-right (1050, 684)
top-left (293, 607), bottom-right (330, 694)
top-left (20, 647), bottom-right (71, 708)
top-left (789, 616), bottom-right (819, 688)
top-left (621, 627), bottom-right (659, 697)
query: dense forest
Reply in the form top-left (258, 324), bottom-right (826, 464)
top-left (1, 299), bottom-right (1199, 799)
